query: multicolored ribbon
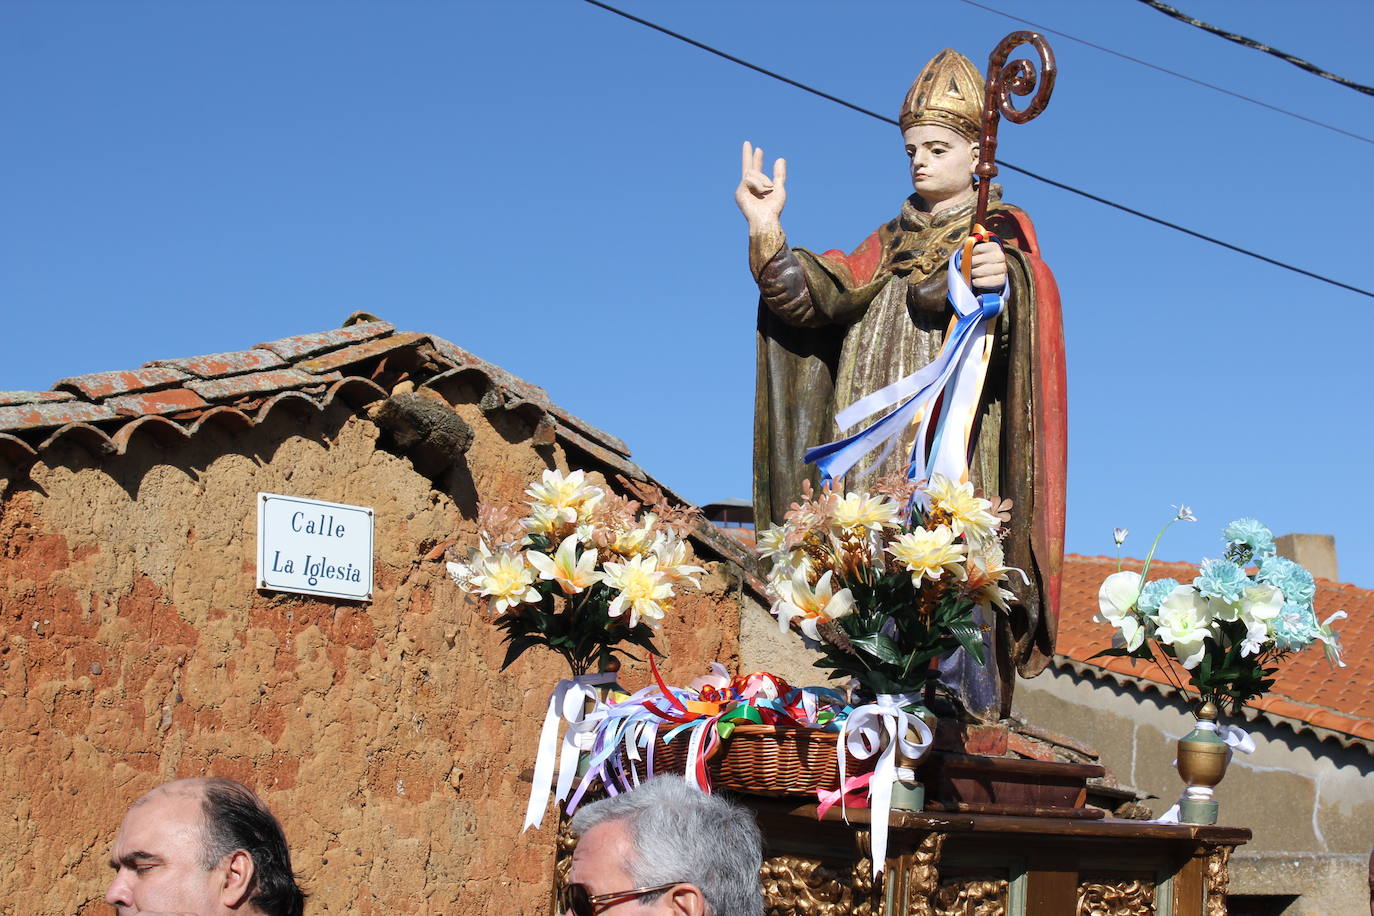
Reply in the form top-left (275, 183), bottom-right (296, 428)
top-left (804, 245), bottom-right (1007, 489)
top-left (571, 664), bottom-right (852, 804)
top-left (522, 671), bottom-right (618, 831)
top-left (837, 693), bottom-right (934, 877)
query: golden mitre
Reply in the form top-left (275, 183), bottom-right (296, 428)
top-left (899, 49), bottom-right (984, 142)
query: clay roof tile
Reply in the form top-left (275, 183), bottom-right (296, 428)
top-left (53, 366), bottom-right (188, 400)
top-left (257, 320), bottom-right (395, 361)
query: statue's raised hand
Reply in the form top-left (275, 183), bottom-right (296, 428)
top-left (735, 141), bottom-right (786, 234)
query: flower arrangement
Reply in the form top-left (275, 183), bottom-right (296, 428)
top-left (1096, 510), bottom-right (1346, 715)
top-left (447, 469), bottom-right (704, 675)
top-left (756, 473), bottom-right (1018, 699)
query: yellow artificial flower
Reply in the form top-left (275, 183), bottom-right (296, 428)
top-left (469, 548), bottom-right (542, 616)
top-left (651, 534), bottom-right (706, 587)
top-left (521, 502), bottom-right (564, 538)
top-left (965, 542), bottom-right (1017, 613)
top-left (831, 492), bottom-right (903, 533)
top-left (608, 513), bottom-right (657, 557)
top-left (525, 468), bottom-right (604, 524)
top-left (602, 555), bottom-right (674, 628)
top-left (888, 525), bottom-right (967, 584)
top-left (925, 473), bottom-right (1000, 543)
top-left (527, 534), bottom-right (602, 596)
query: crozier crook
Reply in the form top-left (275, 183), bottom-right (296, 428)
top-left (963, 31), bottom-right (1057, 286)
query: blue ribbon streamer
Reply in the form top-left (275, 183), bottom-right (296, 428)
top-left (803, 249), bottom-right (1005, 485)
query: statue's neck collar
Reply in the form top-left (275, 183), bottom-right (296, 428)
top-left (901, 184), bottom-right (1001, 231)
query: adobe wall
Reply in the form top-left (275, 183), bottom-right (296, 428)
top-left (0, 395), bottom-right (748, 915)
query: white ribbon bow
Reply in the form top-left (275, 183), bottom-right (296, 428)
top-left (523, 672), bottom-right (618, 831)
top-left (836, 693), bottom-right (934, 877)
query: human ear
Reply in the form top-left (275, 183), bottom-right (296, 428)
top-left (663, 883), bottom-right (708, 915)
top-left (219, 849), bottom-right (256, 908)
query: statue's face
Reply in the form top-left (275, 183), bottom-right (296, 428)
top-left (903, 124), bottom-right (978, 210)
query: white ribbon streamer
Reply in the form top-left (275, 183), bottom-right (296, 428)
top-left (836, 693), bottom-right (934, 877)
top-left (523, 671), bottom-right (618, 831)
top-left (806, 249), bottom-right (1006, 488)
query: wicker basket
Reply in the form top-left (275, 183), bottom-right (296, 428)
top-left (630, 723), bottom-right (875, 797)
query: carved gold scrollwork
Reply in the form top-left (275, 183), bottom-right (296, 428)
top-left (886, 830), bottom-right (947, 916)
top-left (1203, 845), bottom-right (1232, 916)
top-left (551, 814), bottom-right (578, 913)
top-left (761, 855), bottom-right (878, 916)
top-left (932, 875), bottom-right (1008, 915)
top-left (1076, 874), bottom-right (1156, 916)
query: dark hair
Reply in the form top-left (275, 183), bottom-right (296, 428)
top-left (199, 778), bottom-right (306, 916)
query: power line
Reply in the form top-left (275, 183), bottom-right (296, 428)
top-left (1132, 0), bottom-right (1374, 97)
top-left (581, 0), bottom-right (1374, 300)
top-left (953, 0), bottom-right (1372, 145)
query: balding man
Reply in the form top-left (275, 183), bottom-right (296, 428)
top-left (106, 777), bottom-right (304, 916)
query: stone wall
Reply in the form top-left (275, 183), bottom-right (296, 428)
top-left (0, 395), bottom-right (749, 914)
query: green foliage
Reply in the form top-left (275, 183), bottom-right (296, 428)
top-left (816, 567), bottom-right (986, 698)
top-left (1188, 619), bottom-right (1281, 716)
top-left (493, 578), bottom-right (659, 676)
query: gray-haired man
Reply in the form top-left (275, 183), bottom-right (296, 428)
top-left (564, 776), bottom-right (764, 916)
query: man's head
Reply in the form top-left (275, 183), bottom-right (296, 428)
top-left (106, 777), bottom-right (304, 916)
top-left (566, 776), bottom-right (763, 916)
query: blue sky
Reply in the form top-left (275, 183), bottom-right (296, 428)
top-left (4, 0), bottom-right (1372, 587)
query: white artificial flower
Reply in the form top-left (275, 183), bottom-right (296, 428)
top-left (888, 526), bottom-right (967, 584)
top-left (526, 534), bottom-right (602, 596)
top-left (1153, 585), bottom-right (1215, 669)
top-left (1239, 618), bottom-right (1270, 657)
top-left (1096, 570), bottom-right (1144, 651)
top-left (651, 534), bottom-right (706, 587)
top-left (1316, 610), bottom-right (1348, 668)
top-left (1238, 583), bottom-right (1283, 625)
top-left (772, 570), bottom-right (855, 640)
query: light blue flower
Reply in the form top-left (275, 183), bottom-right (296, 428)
top-left (1193, 559), bottom-right (1250, 604)
top-left (1138, 578), bottom-right (1180, 615)
top-left (1223, 518), bottom-right (1275, 558)
top-left (1272, 602), bottom-right (1318, 651)
top-left (1257, 555), bottom-right (1317, 605)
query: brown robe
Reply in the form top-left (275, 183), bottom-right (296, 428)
top-left (751, 191), bottom-right (1066, 721)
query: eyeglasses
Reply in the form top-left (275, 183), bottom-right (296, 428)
top-left (562, 881), bottom-right (681, 915)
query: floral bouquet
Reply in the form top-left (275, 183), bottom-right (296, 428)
top-left (756, 473), bottom-right (1018, 700)
top-left (446, 469), bottom-right (704, 675)
top-left (1096, 511), bottom-right (1346, 716)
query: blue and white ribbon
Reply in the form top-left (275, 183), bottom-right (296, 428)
top-left (805, 249), bottom-right (1006, 489)
top-left (523, 671), bottom-right (618, 830)
top-left (836, 693), bottom-right (934, 877)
